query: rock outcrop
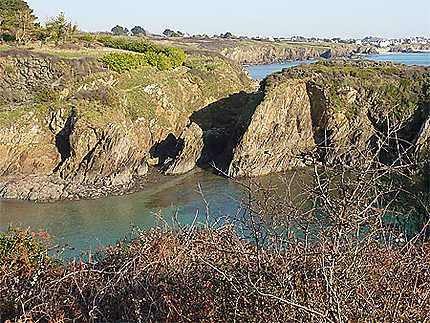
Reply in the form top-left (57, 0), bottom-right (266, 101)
top-left (0, 49), bottom-right (254, 201)
top-left (225, 60), bottom-right (430, 177)
top-left (228, 81), bottom-right (315, 177)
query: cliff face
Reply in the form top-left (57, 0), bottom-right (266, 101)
top-left (228, 81), bottom-right (315, 177)
top-left (220, 44), bottom-right (371, 65)
top-left (148, 36), bottom-right (370, 65)
top-left (0, 51), bottom-right (428, 201)
top-left (0, 50), bottom-right (254, 201)
top-left (226, 60), bottom-right (430, 177)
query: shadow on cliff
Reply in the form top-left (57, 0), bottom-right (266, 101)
top-left (149, 134), bottom-right (185, 172)
top-left (191, 91), bottom-right (263, 173)
top-left (149, 90), bottom-right (264, 175)
top-left (53, 110), bottom-right (76, 173)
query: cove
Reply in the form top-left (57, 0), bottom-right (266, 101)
top-left (0, 170), bottom-right (242, 258)
top-left (0, 169), bottom-right (313, 258)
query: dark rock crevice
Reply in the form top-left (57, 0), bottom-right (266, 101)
top-left (149, 133), bottom-right (185, 172)
top-left (190, 91), bottom-right (263, 173)
top-left (53, 109), bottom-right (76, 173)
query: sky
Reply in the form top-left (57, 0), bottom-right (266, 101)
top-left (26, 0), bottom-right (430, 39)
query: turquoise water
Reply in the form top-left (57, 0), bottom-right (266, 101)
top-left (245, 52), bottom-right (430, 80)
top-left (0, 170), bottom-right (243, 258)
top-left (0, 168), bottom-right (312, 258)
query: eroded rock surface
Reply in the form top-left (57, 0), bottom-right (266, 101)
top-left (0, 49), bottom-right (254, 201)
top-left (229, 81), bottom-right (315, 177)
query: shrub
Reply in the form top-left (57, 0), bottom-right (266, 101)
top-left (97, 37), bottom-right (186, 72)
top-left (0, 227), bottom-right (51, 269)
top-left (98, 52), bottom-right (149, 73)
top-left (74, 34), bottom-right (96, 42)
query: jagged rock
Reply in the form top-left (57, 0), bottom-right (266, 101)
top-left (164, 122), bottom-right (204, 175)
top-left (136, 161), bottom-right (149, 176)
top-left (220, 45), bottom-right (355, 65)
top-left (0, 113), bottom-right (60, 176)
top-left (229, 81), bottom-right (315, 177)
top-left (0, 49), bottom-right (254, 201)
top-left (228, 60), bottom-right (429, 176)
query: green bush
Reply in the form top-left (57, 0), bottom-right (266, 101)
top-left (74, 34), bottom-right (96, 42)
top-left (97, 37), bottom-right (186, 73)
top-left (0, 33), bottom-right (15, 42)
top-left (98, 52), bottom-right (149, 73)
top-left (0, 227), bottom-right (50, 269)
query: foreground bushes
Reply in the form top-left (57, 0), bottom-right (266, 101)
top-left (1, 224), bottom-right (429, 322)
top-left (1, 116), bottom-right (429, 322)
top-left (97, 37), bottom-right (186, 73)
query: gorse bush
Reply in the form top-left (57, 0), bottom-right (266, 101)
top-left (97, 37), bottom-right (186, 73)
top-left (98, 52), bottom-right (150, 73)
top-left (74, 34), bottom-right (96, 42)
top-left (1, 225), bottom-right (429, 322)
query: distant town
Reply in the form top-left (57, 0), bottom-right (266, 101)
top-left (268, 36), bottom-right (430, 47)
top-left (184, 33), bottom-right (430, 47)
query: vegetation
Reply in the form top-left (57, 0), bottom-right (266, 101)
top-left (130, 25), bottom-right (146, 37)
top-left (98, 52), bottom-right (151, 73)
top-left (265, 60), bottom-right (430, 124)
top-left (0, 0), bottom-right (37, 43)
top-left (45, 12), bottom-right (77, 44)
top-left (97, 37), bottom-right (186, 72)
top-left (111, 25), bottom-right (129, 36)
top-left (219, 31), bottom-right (235, 39)
top-left (163, 28), bottom-right (184, 37)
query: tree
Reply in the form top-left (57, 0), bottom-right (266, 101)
top-left (111, 25), bottom-right (129, 36)
top-left (163, 29), bottom-right (183, 37)
top-left (14, 9), bottom-right (36, 43)
top-left (131, 26), bottom-right (146, 37)
top-left (45, 12), bottom-right (77, 44)
top-left (220, 32), bottom-right (234, 39)
top-left (0, 0), bottom-right (37, 42)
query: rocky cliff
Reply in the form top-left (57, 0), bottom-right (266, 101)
top-left (148, 36), bottom-right (373, 65)
top-left (220, 45), bottom-right (356, 65)
top-left (0, 49), bottom-right (254, 201)
top-left (227, 60), bottom-right (430, 176)
top-left (0, 51), bottom-right (428, 201)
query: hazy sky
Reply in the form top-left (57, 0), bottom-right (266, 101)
top-left (26, 0), bottom-right (430, 38)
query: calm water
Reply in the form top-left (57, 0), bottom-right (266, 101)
top-left (0, 169), bottom-right (311, 258)
top-left (245, 60), bottom-right (317, 80)
top-left (0, 170), bottom-right (242, 258)
top-left (363, 52), bottom-right (430, 66)
top-left (245, 52), bottom-right (430, 80)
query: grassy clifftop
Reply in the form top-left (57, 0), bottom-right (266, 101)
top-left (264, 59), bottom-right (430, 124)
top-left (0, 46), bottom-right (253, 129)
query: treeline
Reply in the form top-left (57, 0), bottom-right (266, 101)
top-left (97, 37), bottom-right (186, 72)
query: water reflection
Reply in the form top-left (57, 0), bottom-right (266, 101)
top-left (0, 169), bottom-right (315, 258)
top-left (0, 169), bottom-right (244, 258)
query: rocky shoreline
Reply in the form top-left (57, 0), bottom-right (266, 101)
top-left (0, 166), bottom-right (168, 202)
top-left (0, 49), bottom-right (428, 202)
